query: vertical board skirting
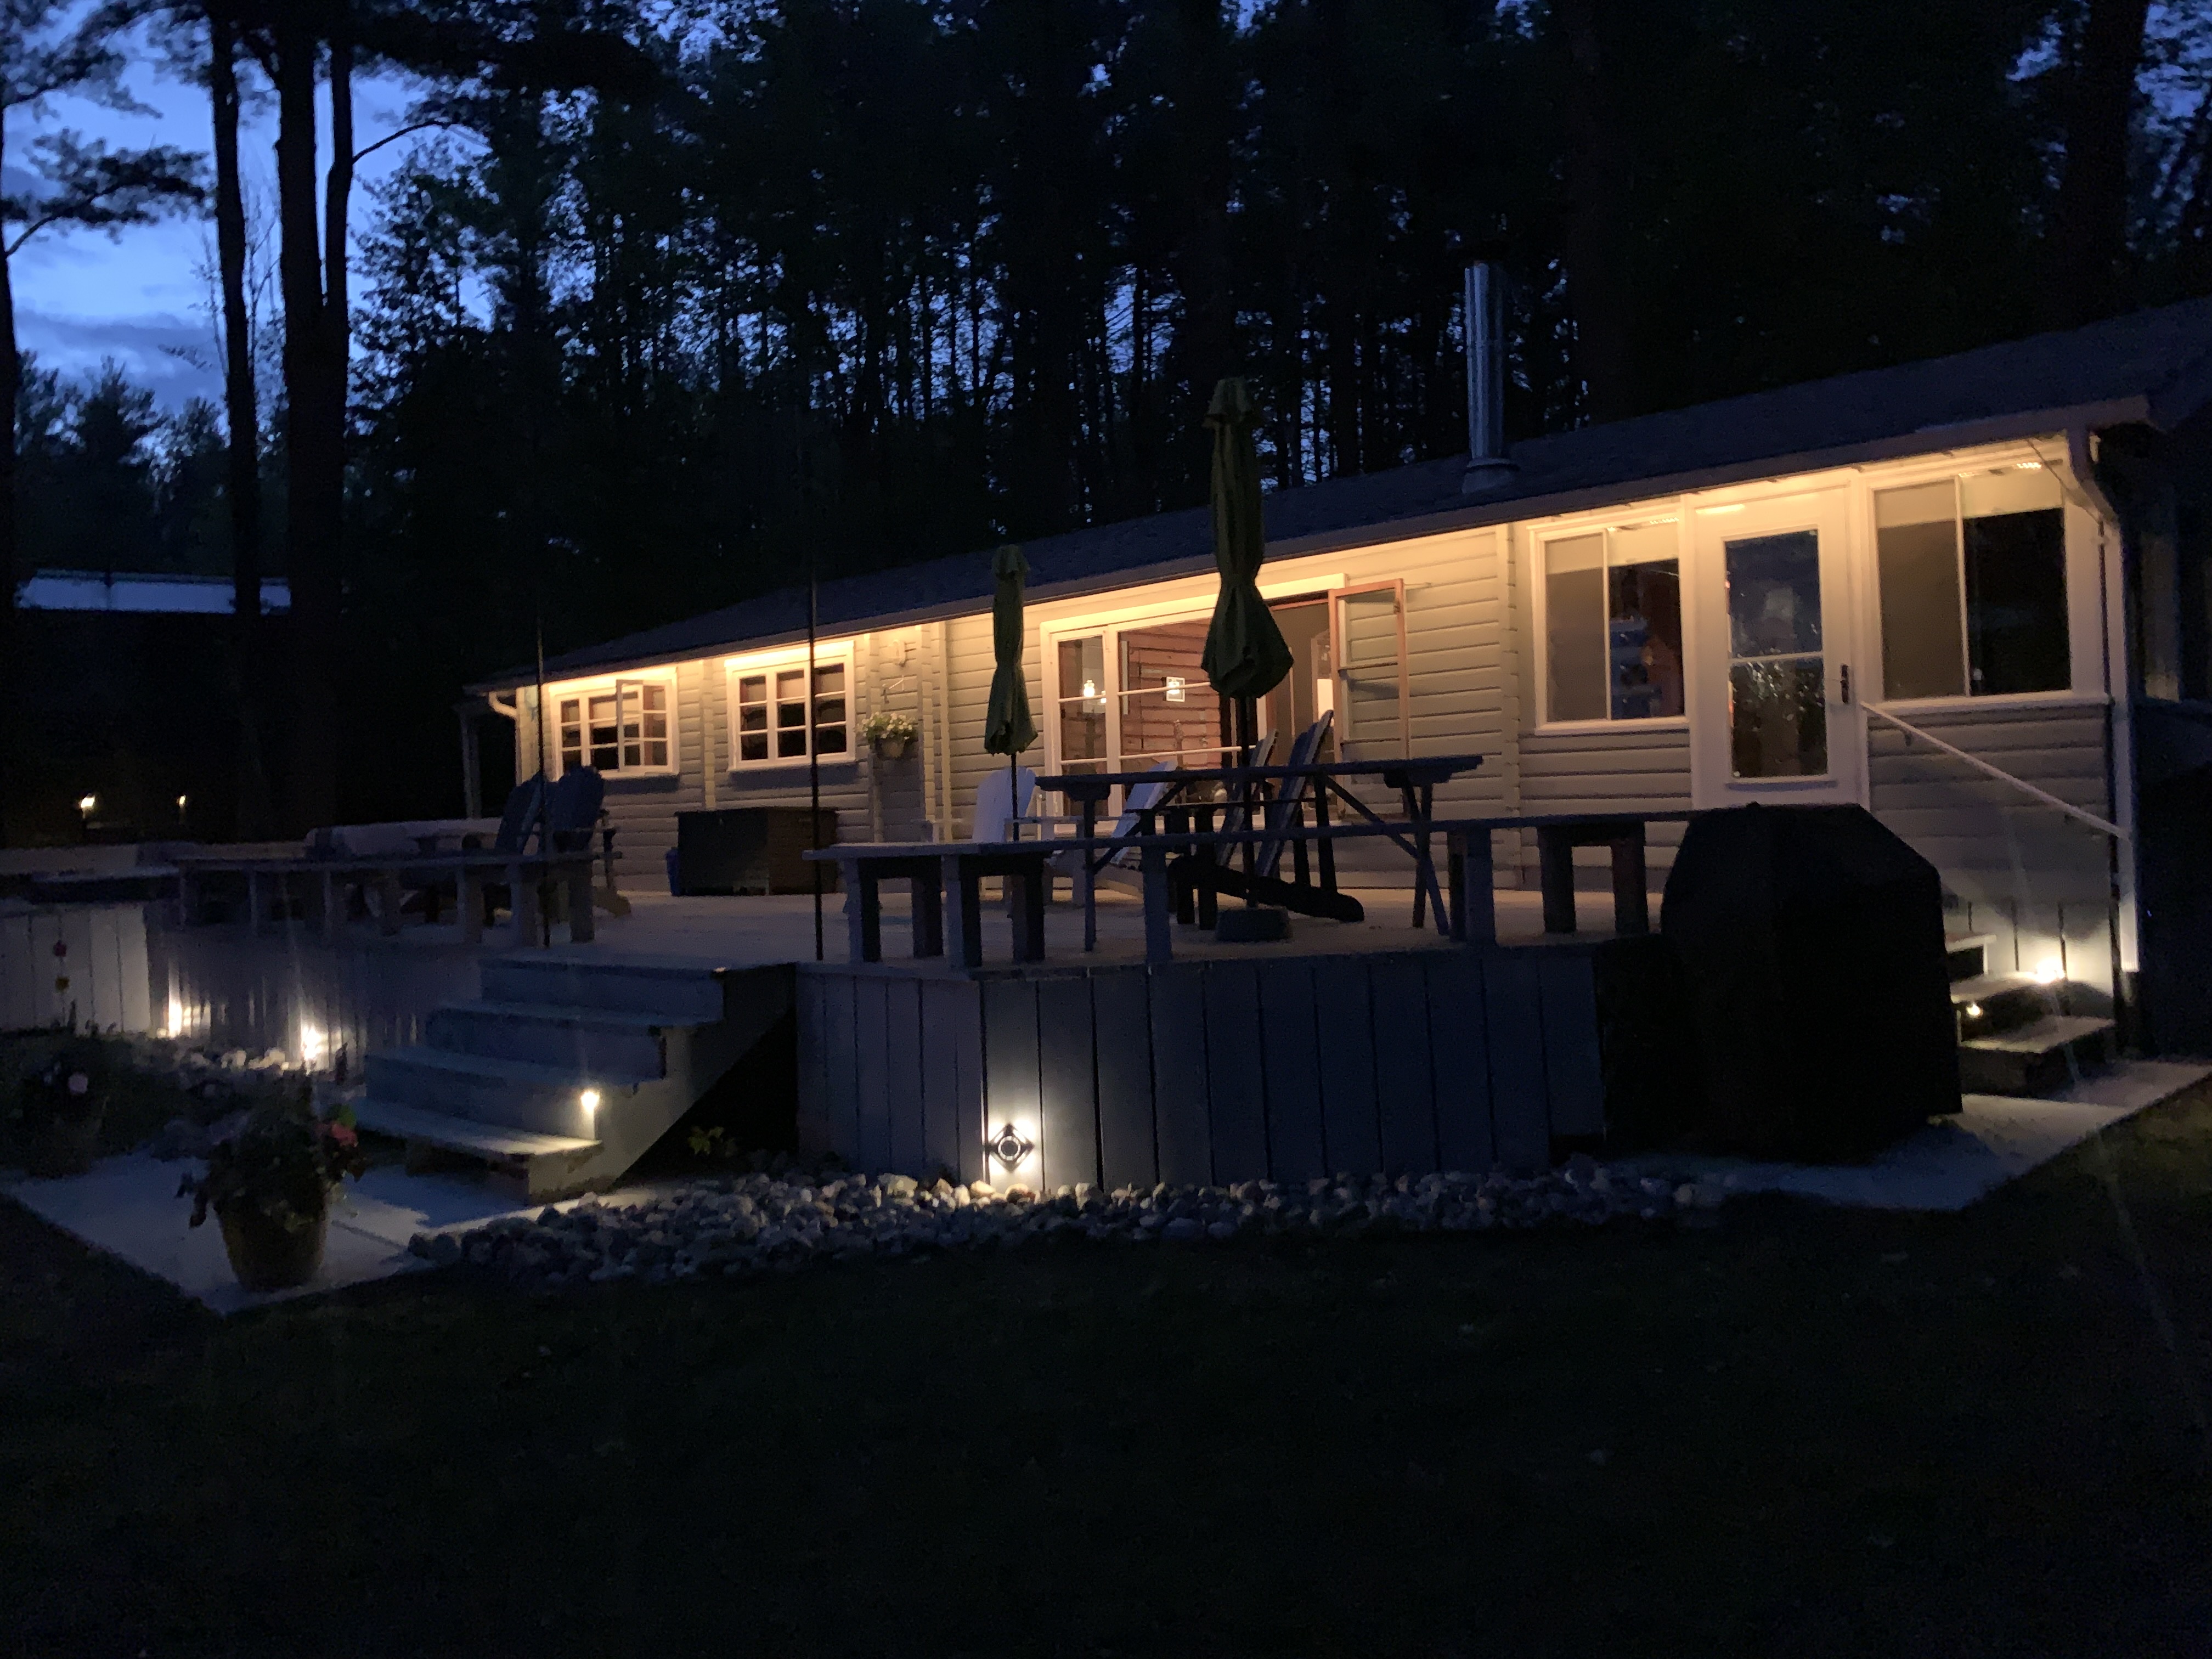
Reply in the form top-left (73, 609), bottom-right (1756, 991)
top-left (884, 976), bottom-right (926, 1173)
top-left (1311, 956), bottom-right (1381, 1176)
top-left (1148, 963), bottom-right (1212, 1186)
top-left (1369, 956), bottom-right (1440, 1175)
top-left (980, 978), bottom-right (1042, 1186)
top-left (855, 977), bottom-right (893, 1171)
top-left (1035, 975), bottom-right (1099, 1190)
top-left (1536, 954), bottom-right (1606, 1138)
top-left (1092, 969), bottom-right (1156, 1191)
top-left (1201, 963), bottom-right (1268, 1185)
top-left (918, 978), bottom-right (964, 1177)
top-left (1424, 952), bottom-right (1495, 1171)
top-left (950, 978), bottom-right (986, 1184)
top-left (1482, 952), bottom-right (1549, 1170)
top-left (822, 973), bottom-right (862, 1166)
top-left (1255, 960), bottom-right (1325, 1183)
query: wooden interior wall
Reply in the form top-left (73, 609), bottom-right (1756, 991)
top-left (795, 946), bottom-right (1610, 1189)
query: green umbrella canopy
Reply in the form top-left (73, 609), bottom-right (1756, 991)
top-left (984, 543), bottom-right (1039, 757)
top-left (1200, 377), bottom-right (1294, 702)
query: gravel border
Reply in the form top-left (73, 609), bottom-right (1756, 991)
top-left (414, 1158), bottom-right (1734, 1291)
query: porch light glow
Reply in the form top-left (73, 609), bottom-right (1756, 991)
top-left (1696, 503), bottom-right (1745, 515)
top-left (2034, 959), bottom-right (2063, 985)
top-left (2015, 461), bottom-right (2044, 470)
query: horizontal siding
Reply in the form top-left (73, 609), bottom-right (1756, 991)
top-left (1520, 727), bottom-right (1693, 812)
top-left (1868, 702), bottom-right (2113, 910)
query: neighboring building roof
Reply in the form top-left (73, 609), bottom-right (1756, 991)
top-left (492, 294), bottom-right (2212, 687)
top-left (16, 571), bottom-right (292, 616)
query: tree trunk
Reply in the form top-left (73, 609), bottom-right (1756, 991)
top-left (1553, 0), bottom-right (1638, 422)
top-left (2048, 0), bottom-right (2151, 329)
top-left (211, 8), bottom-right (273, 838)
top-left (0, 112), bottom-right (19, 848)
top-left (275, 16), bottom-right (343, 833)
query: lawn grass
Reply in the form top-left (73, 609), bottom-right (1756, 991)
top-left (5, 1089), bottom-right (2212, 1657)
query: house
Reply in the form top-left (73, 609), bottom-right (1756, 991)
top-left (472, 290), bottom-right (2212, 1054)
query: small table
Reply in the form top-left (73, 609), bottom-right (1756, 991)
top-left (807, 842), bottom-right (1062, 969)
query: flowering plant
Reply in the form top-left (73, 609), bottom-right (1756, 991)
top-left (860, 711), bottom-right (917, 746)
top-left (179, 1099), bottom-right (367, 1233)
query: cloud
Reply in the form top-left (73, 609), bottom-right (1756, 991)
top-left (16, 309), bottom-right (222, 408)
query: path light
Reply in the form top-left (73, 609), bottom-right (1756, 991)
top-left (988, 1120), bottom-right (1036, 1178)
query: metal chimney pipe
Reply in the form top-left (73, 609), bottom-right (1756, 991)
top-left (1462, 261), bottom-right (1516, 494)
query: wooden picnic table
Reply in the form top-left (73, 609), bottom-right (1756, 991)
top-left (1034, 752), bottom-right (1489, 943)
top-left (806, 805), bottom-right (1691, 970)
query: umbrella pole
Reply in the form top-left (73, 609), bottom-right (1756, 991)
top-left (1237, 695), bottom-right (1259, 893)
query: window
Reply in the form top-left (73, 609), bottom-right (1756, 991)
top-left (1056, 635), bottom-right (1109, 772)
top-left (1724, 530), bottom-right (1826, 778)
top-left (1876, 466), bottom-right (2068, 700)
top-left (1333, 583), bottom-right (1408, 757)
top-left (556, 679), bottom-right (671, 774)
top-left (1543, 522), bottom-right (1684, 723)
top-left (1117, 619), bottom-right (1223, 768)
top-left (729, 653), bottom-right (849, 766)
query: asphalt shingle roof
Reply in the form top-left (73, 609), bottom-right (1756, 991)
top-left (501, 295), bottom-right (2212, 686)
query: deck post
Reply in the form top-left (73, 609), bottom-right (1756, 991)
top-left (510, 860), bottom-right (539, 948)
top-left (851, 864), bottom-right (881, 963)
top-left (1447, 828), bottom-right (1497, 945)
top-left (377, 870), bottom-right (404, 937)
top-left (911, 873), bottom-right (943, 957)
top-left (174, 870), bottom-right (194, 929)
top-left (567, 864), bottom-right (596, 943)
top-left (320, 870), bottom-right (340, 943)
top-left (1141, 841), bottom-right (1173, 965)
top-left (246, 870), bottom-right (266, 935)
top-left (1537, 826), bottom-right (1577, 934)
top-left (460, 868), bottom-right (484, 945)
top-left (1610, 830), bottom-right (1650, 935)
top-left (1012, 861), bottom-right (1046, 962)
top-left (943, 854), bottom-right (983, 969)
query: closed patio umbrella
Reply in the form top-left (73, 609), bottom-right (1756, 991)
top-left (1200, 377), bottom-right (1292, 723)
top-left (983, 543), bottom-right (1037, 837)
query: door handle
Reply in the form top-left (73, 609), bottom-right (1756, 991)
top-left (1838, 663), bottom-right (1852, 705)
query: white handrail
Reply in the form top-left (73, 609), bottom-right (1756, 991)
top-left (1865, 703), bottom-right (2126, 840)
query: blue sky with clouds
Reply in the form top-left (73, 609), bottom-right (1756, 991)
top-left (11, 19), bottom-right (417, 410)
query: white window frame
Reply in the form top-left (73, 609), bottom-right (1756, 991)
top-left (548, 670), bottom-right (680, 778)
top-left (723, 641), bottom-right (856, 770)
top-left (1530, 509), bottom-right (1692, 732)
top-left (1854, 442), bottom-right (2098, 712)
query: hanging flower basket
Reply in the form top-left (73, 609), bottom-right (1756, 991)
top-left (861, 712), bottom-right (918, 760)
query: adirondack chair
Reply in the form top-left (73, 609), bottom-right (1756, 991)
top-left (973, 765), bottom-right (1037, 841)
top-left (1171, 711), bottom-right (1363, 923)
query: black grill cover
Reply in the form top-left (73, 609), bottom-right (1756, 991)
top-left (1661, 804), bottom-right (1960, 1160)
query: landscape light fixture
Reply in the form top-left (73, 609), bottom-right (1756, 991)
top-left (579, 1088), bottom-right (602, 1116)
top-left (988, 1121), bottom-right (1035, 1173)
top-left (77, 794), bottom-right (96, 821)
top-left (298, 1023), bottom-right (329, 1069)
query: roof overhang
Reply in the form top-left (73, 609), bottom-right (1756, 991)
top-left (469, 396), bottom-right (2152, 692)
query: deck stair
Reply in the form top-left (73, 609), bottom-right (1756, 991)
top-left (353, 956), bottom-right (791, 1200)
top-left (1946, 934), bottom-right (2115, 1095)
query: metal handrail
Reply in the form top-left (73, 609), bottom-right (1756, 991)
top-left (1865, 703), bottom-right (2126, 840)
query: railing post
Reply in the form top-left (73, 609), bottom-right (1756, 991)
top-left (1141, 840), bottom-right (1173, 965)
top-left (1537, 826), bottom-right (1576, 934)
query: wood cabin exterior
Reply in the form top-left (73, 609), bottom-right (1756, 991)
top-left (473, 297), bottom-right (2212, 1047)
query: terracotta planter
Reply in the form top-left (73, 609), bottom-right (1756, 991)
top-left (25, 1113), bottom-right (102, 1179)
top-left (218, 1200), bottom-right (330, 1291)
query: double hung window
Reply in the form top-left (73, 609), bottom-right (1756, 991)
top-left (1875, 466), bottom-right (2069, 700)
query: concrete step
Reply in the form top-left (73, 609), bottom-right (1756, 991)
top-left (364, 1045), bottom-right (650, 1139)
top-left (479, 955), bottom-right (730, 1021)
top-left (1959, 1014), bottom-right (2117, 1096)
top-left (1951, 973), bottom-right (2051, 1039)
top-left (352, 1098), bottom-right (602, 1204)
top-left (425, 1000), bottom-right (696, 1076)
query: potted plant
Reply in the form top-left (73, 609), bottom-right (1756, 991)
top-left (13, 1045), bottom-right (107, 1178)
top-left (860, 710), bottom-right (918, 760)
top-left (179, 1099), bottom-right (368, 1291)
